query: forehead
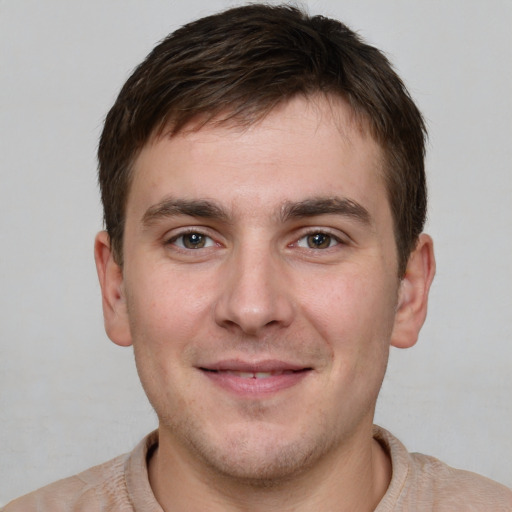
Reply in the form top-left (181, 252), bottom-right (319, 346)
top-left (127, 95), bottom-right (388, 221)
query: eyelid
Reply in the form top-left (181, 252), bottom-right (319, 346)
top-left (164, 227), bottom-right (220, 250)
top-left (296, 233), bottom-right (339, 249)
top-left (291, 227), bottom-right (350, 248)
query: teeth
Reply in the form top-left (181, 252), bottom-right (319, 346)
top-left (224, 370), bottom-right (280, 379)
top-left (254, 372), bottom-right (272, 379)
top-left (225, 371), bottom-right (254, 378)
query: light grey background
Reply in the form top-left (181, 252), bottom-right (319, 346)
top-left (1, 0), bottom-right (511, 504)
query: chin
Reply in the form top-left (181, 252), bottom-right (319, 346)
top-left (164, 417), bottom-right (335, 486)
top-left (198, 436), bottom-right (319, 485)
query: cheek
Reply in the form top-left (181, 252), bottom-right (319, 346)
top-left (126, 263), bottom-right (214, 339)
top-left (298, 265), bottom-right (397, 394)
top-left (126, 277), bottom-right (202, 417)
top-left (300, 267), bottom-right (396, 339)
top-left (123, 265), bottom-right (218, 403)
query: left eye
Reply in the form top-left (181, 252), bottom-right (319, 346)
top-left (172, 232), bottom-right (215, 249)
top-left (296, 232), bottom-right (339, 249)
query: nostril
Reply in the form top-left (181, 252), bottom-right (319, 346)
top-left (213, 263), bottom-right (295, 334)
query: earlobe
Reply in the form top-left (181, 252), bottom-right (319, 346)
top-left (94, 231), bottom-right (133, 347)
top-left (390, 234), bottom-right (436, 349)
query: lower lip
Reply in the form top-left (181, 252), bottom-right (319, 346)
top-left (200, 369), bottom-right (310, 397)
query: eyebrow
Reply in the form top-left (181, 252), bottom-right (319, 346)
top-left (281, 197), bottom-right (371, 225)
top-left (141, 196), bottom-right (371, 227)
top-left (142, 198), bottom-right (229, 227)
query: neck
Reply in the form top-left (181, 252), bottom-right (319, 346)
top-left (148, 424), bottom-right (391, 512)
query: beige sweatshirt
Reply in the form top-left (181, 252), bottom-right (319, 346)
top-left (4, 426), bottom-right (512, 511)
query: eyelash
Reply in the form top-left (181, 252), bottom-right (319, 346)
top-left (165, 228), bottom-right (347, 252)
top-left (293, 229), bottom-right (345, 250)
top-left (166, 229), bottom-right (218, 250)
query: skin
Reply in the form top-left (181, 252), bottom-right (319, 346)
top-left (95, 95), bottom-right (435, 511)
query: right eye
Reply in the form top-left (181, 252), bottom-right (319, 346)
top-left (169, 232), bottom-right (215, 249)
top-left (296, 232), bottom-right (340, 249)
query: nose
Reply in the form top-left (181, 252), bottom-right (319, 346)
top-left (214, 244), bottom-right (294, 336)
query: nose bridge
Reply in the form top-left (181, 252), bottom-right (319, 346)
top-left (214, 235), bottom-right (293, 335)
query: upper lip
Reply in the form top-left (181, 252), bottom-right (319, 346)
top-left (199, 359), bottom-right (310, 373)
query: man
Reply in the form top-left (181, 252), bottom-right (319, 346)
top-left (5, 4), bottom-right (511, 511)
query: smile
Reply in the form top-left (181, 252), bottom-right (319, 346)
top-left (207, 369), bottom-right (299, 379)
top-left (199, 364), bottom-right (311, 396)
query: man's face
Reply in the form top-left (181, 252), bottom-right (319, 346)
top-left (113, 96), bottom-right (403, 480)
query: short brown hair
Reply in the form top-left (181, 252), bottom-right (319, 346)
top-left (98, 3), bottom-right (426, 276)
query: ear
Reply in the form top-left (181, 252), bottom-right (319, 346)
top-left (390, 233), bottom-right (436, 349)
top-left (94, 231), bottom-right (132, 347)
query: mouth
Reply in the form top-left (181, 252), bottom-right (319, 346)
top-left (198, 361), bottom-right (312, 396)
top-left (202, 368), bottom-right (307, 378)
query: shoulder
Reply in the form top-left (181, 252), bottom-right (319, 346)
top-left (374, 426), bottom-right (512, 511)
top-left (3, 453), bottom-right (131, 512)
top-left (3, 431), bottom-right (159, 512)
top-left (3, 432), bottom-right (159, 512)
top-left (408, 451), bottom-right (512, 510)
